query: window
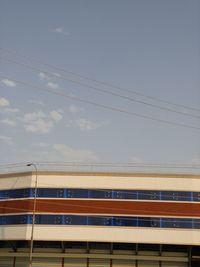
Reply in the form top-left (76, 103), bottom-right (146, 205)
top-left (193, 192), bottom-right (200, 201)
top-left (88, 216), bottom-right (112, 226)
top-left (161, 191), bottom-right (178, 201)
top-left (138, 191), bottom-right (159, 200)
top-left (89, 189), bottom-right (112, 199)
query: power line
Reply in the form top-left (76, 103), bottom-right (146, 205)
top-left (1, 55), bottom-right (200, 119)
top-left (1, 46), bottom-right (200, 113)
top-left (0, 74), bottom-right (200, 130)
top-left (35, 162), bottom-right (200, 169)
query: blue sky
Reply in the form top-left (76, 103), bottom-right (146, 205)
top-left (0, 0), bottom-right (200, 166)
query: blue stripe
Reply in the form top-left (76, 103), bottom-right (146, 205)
top-left (0, 188), bottom-right (200, 202)
top-left (0, 214), bottom-right (200, 229)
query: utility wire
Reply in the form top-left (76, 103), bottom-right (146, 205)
top-left (0, 74), bottom-right (200, 131)
top-left (1, 47), bottom-right (200, 113)
top-left (35, 162), bottom-right (200, 169)
top-left (1, 55), bottom-right (200, 119)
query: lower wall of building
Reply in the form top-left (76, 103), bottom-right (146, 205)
top-left (0, 258), bottom-right (188, 267)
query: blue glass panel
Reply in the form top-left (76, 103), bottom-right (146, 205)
top-left (71, 189), bottom-right (88, 198)
top-left (161, 191), bottom-right (191, 201)
top-left (6, 215), bottom-right (28, 224)
top-left (150, 218), bottom-right (160, 227)
top-left (113, 217), bottom-right (138, 227)
top-left (57, 189), bottom-right (65, 198)
top-left (0, 216), bottom-right (7, 225)
top-left (0, 188), bottom-right (200, 202)
top-left (113, 190), bottom-right (137, 199)
top-left (37, 188), bottom-right (55, 197)
top-left (193, 219), bottom-right (200, 229)
top-left (0, 189), bottom-right (30, 199)
top-left (176, 192), bottom-right (191, 201)
top-left (89, 190), bottom-right (112, 199)
top-left (36, 215), bottom-right (64, 224)
top-left (0, 190), bottom-right (7, 199)
top-left (161, 218), bottom-right (192, 229)
top-left (193, 192), bottom-right (200, 202)
top-left (70, 215), bottom-right (87, 225)
top-left (138, 191), bottom-right (160, 200)
top-left (66, 189), bottom-right (74, 198)
top-left (88, 216), bottom-right (113, 226)
top-left (161, 191), bottom-right (178, 201)
top-left (138, 217), bottom-right (151, 227)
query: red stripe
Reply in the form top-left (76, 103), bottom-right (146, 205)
top-left (0, 199), bottom-right (200, 217)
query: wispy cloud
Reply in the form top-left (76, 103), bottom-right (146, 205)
top-left (29, 100), bottom-right (45, 106)
top-left (66, 118), bottom-right (108, 132)
top-left (50, 27), bottom-right (70, 36)
top-left (0, 118), bottom-right (17, 127)
top-left (23, 111), bottom-right (52, 133)
top-left (22, 110), bottom-right (63, 134)
top-left (32, 142), bottom-right (49, 148)
top-left (47, 82), bottom-right (59, 89)
top-left (0, 97), bottom-right (10, 107)
top-left (69, 104), bottom-right (84, 114)
top-left (4, 108), bottom-right (19, 113)
top-left (1, 79), bottom-right (16, 87)
top-left (39, 72), bottom-right (51, 81)
top-left (53, 144), bottom-right (98, 162)
top-left (0, 135), bottom-right (13, 145)
top-left (50, 110), bottom-right (63, 122)
top-left (74, 119), bottom-right (101, 132)
top-left (51, 72), bottom-right (61, 78)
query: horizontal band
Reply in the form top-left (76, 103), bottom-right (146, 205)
top-left (0, 214), bottom-right (200, 229)
top-left (0, 187), bottom-right (200, 202)
top-left (0, 199), bottom-right (200, 217)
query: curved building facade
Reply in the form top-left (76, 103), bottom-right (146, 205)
top-left (0, 171), bottom-right (200, 266)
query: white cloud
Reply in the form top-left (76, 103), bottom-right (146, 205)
top-left (1, 79), bottom-right (16, 87)
top-left (23, 111), bottom-right (51, 133)
top-left (74, 119), bottom-right (101, 132)
top-left (5, 108), bottom-right (19, 113)
top-left (50, 27), bottom-right (70, 36)
top-left (33, 142), bottom-right (49, 148)
top-left (0, 118), bottom-right (16, 127)
top-left (53, 144), bottom-right (98, 162)
top-left (47, 82), bottom-right (59, 89)
top-left (0, 97), bottom-right (10, 107)
top-left (69, 104), bottom-right (84, 114)
top-left (51, 72), bottom-right (61, 78)
top-left (23, 110), bottom-right (63, 134)
top-left (25, 119), bottom-right (53, 133)
top-left (24, 111), bottom-right (46, 122)
top-left (29, 100), bottom-right (45, 106)
top-left (0, 135), bottom-right (13, 145)
top-left (39, 72), bottom-right (51, 81)
top-left (50, 110), bottom-right (63, 122)
top-left (66, 118), bottom-right (108, 132)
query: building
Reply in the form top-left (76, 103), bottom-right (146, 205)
top-left (0, 170), bottom-right (200, 266)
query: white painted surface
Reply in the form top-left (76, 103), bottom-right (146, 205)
top-left (1, 225), bottom-right (200, 245)
top-left (0, 174), bottom-right (32, 190)
top-left (0, 173), bottom-right (199, 192)
top-left (0, 225), bottom-right (28, 240)
top-left (33, 174), bottom-right (200, 192)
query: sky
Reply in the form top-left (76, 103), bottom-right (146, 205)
top-left (0, 0), bottom-right (200, 168)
